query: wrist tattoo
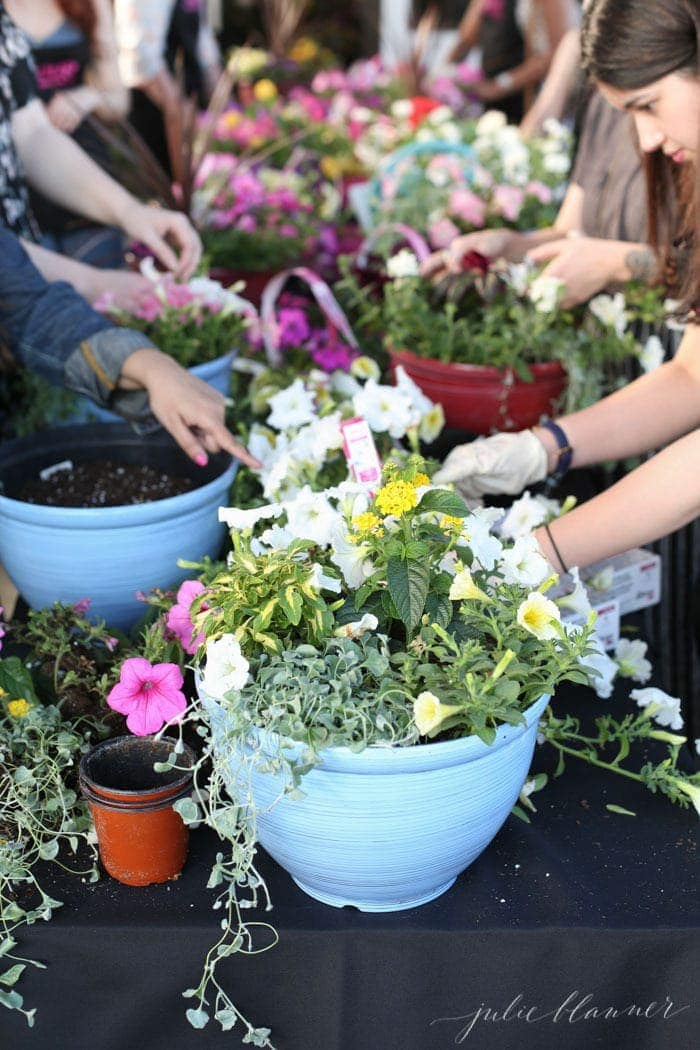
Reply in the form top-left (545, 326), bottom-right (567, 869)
top-left (625, 247), bottom-right (658, 283)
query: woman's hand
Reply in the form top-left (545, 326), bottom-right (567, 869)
top-left (420, 229), bottom-right (523, 280)
top-left (121, 203), bottom-right (202, 281)
top-left (526, 236), bottom-right (628, 308)
top-left (118, 349), bottom-right (262, 468)
top-left (433, 430), bottom-right (549, 499)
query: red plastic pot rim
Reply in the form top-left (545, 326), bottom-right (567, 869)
top-left (389, 347), bottom-right (567, 381)
top-left (79, 775), bottom-right (193, 813)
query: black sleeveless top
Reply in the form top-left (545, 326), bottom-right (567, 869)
top-left (480, 0), bottom-right (525, 124)
top-left (30, 18), bottom-right (110, 234)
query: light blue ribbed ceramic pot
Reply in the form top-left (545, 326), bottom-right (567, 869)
top-left (204, 691), bottom-right (549, 912)
top-left (0, 424), bottom-right (236, 630)
top-left (70, 351), bottom-right (236, 424)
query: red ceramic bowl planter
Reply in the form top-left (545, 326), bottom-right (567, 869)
top-left (389, 348), bottom-right (568, 434)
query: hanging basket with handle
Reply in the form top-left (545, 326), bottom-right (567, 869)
top-left (367, 139), bottom-right (478, 228)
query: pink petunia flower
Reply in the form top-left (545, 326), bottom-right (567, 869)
top-left (73, 597), bottom-right (92, 616)
top-left (164, 282), bottom-right (195, 308)
top-left (107, 657), bottom-right (187, 736)
top-left (136, 293), bottom-right (164, 322)
top-left (526, 180), bottom-right (553, 205)
top-left (165, 580), bottom-right (207, 655)
top-left (449, 188), bottom-right (487, 228)
top-left (493, 184), bottom-right (525, 222)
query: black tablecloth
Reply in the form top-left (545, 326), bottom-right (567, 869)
top-left (2, 686), bottom-right (698, 1050)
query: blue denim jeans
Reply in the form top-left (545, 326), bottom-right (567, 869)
top-left (41, 225), bottom-right (125, 270)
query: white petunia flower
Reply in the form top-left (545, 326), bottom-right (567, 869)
top-left (188, 276), bottom-right (255, 317)
top-left (349, 355), bottom-right (381, 382)
top-left (586, 565), bottom-right (615, 592)
top-left (499, 534), bottom-right (550, 587)
top-left (201, 634), bottom-right (250, 701)
top-left (386, 249), bottom-right (420, 279)
top-left (630, 687), bottom-right (684, 730)
top-left (267, 378), bottom-right (317, 430)
top-left (528, 274), bottom-right (565, 313)
top-left (588, 292), bottom-right (629, 338)
top-left (614, 638), bottom-right (652, 683)
top-left (639, 334), bottom-right (664, 373)
top-left (250, 524), bottom-right (294, 554)
top-left (574, 630), bottom-right (618, 699)
top-left (334, 613), bottom-right (378, 638)
top-left (352, 379), bottom-right (414, 438)
top-left (284, 486), bottom-right (342, 546)
top-left (219, 502), bottom-right (284, 530)
top-left (475, 109), bottom-right (507, 136)
top-left (499, 491), bottom-right (548, 540)
top-left (463, 507), bottom-right (504, 571)
top-left (542, 151), bottom-right (571, 176)
top-left (516, 592), bottom-right (561, 640)
top-left (309, 563), bottom-right (343, 593)
top-left (555, 566), bottom-right (593, 620)
top-left (328, 525), bottom-right (376, 588)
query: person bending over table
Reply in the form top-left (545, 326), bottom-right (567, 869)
top-left (0, 226), bottom-right (259, 470)
top-left (0, 1), bottom-right (199, 311)
top-left (434, 0), bottom-right (700, 574)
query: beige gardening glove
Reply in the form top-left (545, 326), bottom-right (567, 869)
top-left (433, 430), bottom-right (548, 500)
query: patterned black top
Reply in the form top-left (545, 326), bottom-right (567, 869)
top-left (0, 2), bottom-right (38, 238)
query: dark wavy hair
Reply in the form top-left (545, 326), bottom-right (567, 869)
top-left (582, 0), bottom-right (700, 312)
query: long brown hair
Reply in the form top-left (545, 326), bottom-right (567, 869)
top-left (582, 0), bottom-right (700, 312)
top-left (56, 0), bottom-right (97, 43)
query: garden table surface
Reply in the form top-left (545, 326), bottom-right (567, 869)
top-left (3, 683), bottom-right (698, 1050)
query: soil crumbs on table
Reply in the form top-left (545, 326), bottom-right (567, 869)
top-left (19, 460), bottom-right (197, 507)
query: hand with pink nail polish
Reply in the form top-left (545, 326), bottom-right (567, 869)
top-left (117, 348), bottom-right (261, 469)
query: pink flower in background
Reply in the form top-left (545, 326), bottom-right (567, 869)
top-left (449, 187), bottom-right (487, 228)
top-left (493, 184), bottom-right (525, 222)
top-left (164, 282), bottom-right (195, 308)
top-left (0, 606), bottom-right (5, 651)
top-left (107, 658), bottom-right (187, 736)
top-left (428, 217), bottom-right (461, 249)
top-left (72, 598), bottom-right (92, 616)
top-left (526, 180), bottom-right (553, 204)
top-left (278, 307), bottom-right (311, 347)
top-left (279, 223), bottom-right (298, 238)
top-left (312, 69), bottom-right (348, 93)
top-left (105, 637), bottom-right (119, 652)
top-left (455, 62), bottom-right (483, 86)
top-left (92, 291), bottom-right (116, 313)
top-left (137, 294), bottom-right (164, 322)
top-left (236, 214), bottom-right (257, 233)
top-left (166, 580), bottom-right (207, 655)
top-left (429, 77), bottom-right (465, 110)
top-left (483, 0), bottom-right (505, 17)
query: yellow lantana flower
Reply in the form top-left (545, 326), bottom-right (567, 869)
top-left (413, 472), bottom-right (430, 488)
top-left (253, 79), bottom-right (278, 103)
top-left (7, 698), bottom-right (31, 718)
top-left (516, 592), bottom-right (561, 640)
top-left (414, 691), bottom-right (462, 736)
top-left (440, 514), bottom-right (463, 533)
top-left (375, 481), bottom-right (419, 517)
top-left (0, 687), bottom-right (6, 698)
top-left (352, 512), bottom-right (384, 536)
top-left (289, 37), bottom-right (319, 63)
top-left (320, 155), bottom-right (344, 181)
top-left (449, 566), bottom-right (491, 602)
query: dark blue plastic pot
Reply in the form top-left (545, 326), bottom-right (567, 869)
top-left (0, 423), bottom-right (236, 629)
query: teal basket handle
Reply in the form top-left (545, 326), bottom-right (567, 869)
top-left (368, 139), bottom-right (478, 224)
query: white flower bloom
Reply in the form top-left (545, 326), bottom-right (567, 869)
top-left (419, 403), bottom-right (446, 443)
top-left (218, 503), bottom-right (283, 530)
top-left (631, 687), bottom-right (684, 730)
top-left (499, 491), bottom-right (548, 540)
top-left (695, 739), bottom-right (700, 755)
top-left (394, 365), bottom-right (435, 417)
top-left (499, 534), bottom-right (550, 587)
top-left (334, 613), bottom-right (378, 638)
top-left (188, 276), bottom-right (255, 317)
top-left (309, 563), bottom-right (343, 593)
top-left (267, 378), bottom-right (317, 431)
top-left (352, 379), bottom-right (415, 438)
top-left (463, 507), bottom-right (504, 571)
top-left (290, 413), bottom-right (344, 467)
top-left (328, 524), bottom-right (376, 588)
top-left (588, 292), bottom-right (629, 338)
top-left (639, 334), bottom-right (664, 373)
top-left (284, 486), bottom-right (342, 546)
top-left (386, 249), bottom-right (420, 279)
top-left (250, 524), bottom-right (294, 554)
top-left (475, 109), bottom-right (507, 136)
top-left (505, 262), bottom-right (532, 296)
top-left (528, 274), bottom-right (565, 313)
top-left (426, 104), bottom-right (453, 125)
top-left (247, 425), bottom-right (278, 466)
top-left (542, 151), bottom-right (571, 175)
top-left (614, 639), bottom-right (652, 683)
top-left (516, 591), bottom-right (561, 640)
top-left (330, 370), bottom-right (362, 398)
top-left (390, 98), bottom-right (412, 119)
top-left (349, 355), bottom-right (381, 382)
top-left (201, 634), bottom-right (250, 701)
top-left (555, 566), bottom-right (593, 620)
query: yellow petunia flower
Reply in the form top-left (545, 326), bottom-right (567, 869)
top-left (253, 79), bottom-right (278, 103)
top-left (7, 698), bottom-right (31, 718)
top-left (414, 691), bottom-right (462, 736)
top-left (449, 566), bottom-right (491, 602)
top-left (516, 592), bottom-right (561, 640)
top-left (375, 480), bottom-right (419, 517)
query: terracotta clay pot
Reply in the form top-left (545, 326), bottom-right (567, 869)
top-left (389, 347), bottom-right (568, 434)
top-left (79, 736), bottom-right (195, 886)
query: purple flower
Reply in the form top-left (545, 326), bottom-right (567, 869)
top-left (107, 658), bottom-right (187, 736)
top-left (308, 329), bottom-right (357, 372)
top-left (278, 307), bottom-right (311, 348)
top-left (72, 598), bottom-right (92, 616)
top-left (0, 606), bottom-right (5, 652)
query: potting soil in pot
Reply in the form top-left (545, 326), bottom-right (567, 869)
top-left (18, 460), bottom-right (197, 507)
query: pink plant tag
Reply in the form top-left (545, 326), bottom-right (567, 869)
top-left (340, 417), bottom-right (383, 492)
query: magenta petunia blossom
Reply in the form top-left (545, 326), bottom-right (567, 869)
top-left (72, 597), bottom-right (92, 616)
top-left (107, 658), bottom-right (187, 736)
top-left (165, 580), bottom-right (207, 655)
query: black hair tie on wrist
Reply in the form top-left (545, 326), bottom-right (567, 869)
top-left (544, 522), bottom-right (568, 575)
top-left (539, 419), bottom-right (573, 483)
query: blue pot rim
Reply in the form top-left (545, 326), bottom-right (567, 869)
top-left (203, 690), bottom-right (550, 775)
top-left (0, 459), bottom-right (237, 527)
top-left (190, 349), bottom-right (236, 380)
